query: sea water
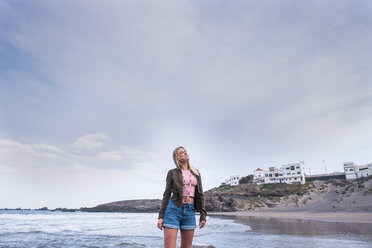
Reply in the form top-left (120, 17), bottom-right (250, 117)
top-left (0, 210), bottom-right (371, 248)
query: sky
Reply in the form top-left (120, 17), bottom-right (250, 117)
top-left (1, 0), bottom-right (371, 209)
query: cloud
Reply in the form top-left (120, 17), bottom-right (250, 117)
top-left (0, 136), bottom-right (160, 173)
top-left (0, 136), bottom-right (163, 208)
top-left (32, 144), bottom-right (63, 154)
top-left (71, 133), bottom-right (107, 150)
top-left (96, 146), bottom-right (158, 166)
top-left (121, 146), bottom-right (157, 159)
top-left (1, 160), bottom-right (163, 209)
top-left (0, 139), bottom-right (61, 166)
top-left (96, 151), bottom-right (122, 161)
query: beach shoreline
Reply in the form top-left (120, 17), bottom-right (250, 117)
top-left (208, 210), bottom-right (372, 224)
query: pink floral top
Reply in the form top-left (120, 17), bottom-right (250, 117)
top-left (182, 170), bottom-right (198, 198)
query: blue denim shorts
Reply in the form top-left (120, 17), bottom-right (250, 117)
top-left (163, 199), bottom-right (196, 230)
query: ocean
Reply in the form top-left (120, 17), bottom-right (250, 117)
top-left (0, 210), bottom-right (371, 248)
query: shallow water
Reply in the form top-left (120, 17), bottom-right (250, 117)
top-left (212, 214), bottom-right (372, 247)
top-left (0, 210), bottom-right (371, 248)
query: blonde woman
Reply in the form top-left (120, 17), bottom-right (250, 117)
top-left (157, 146), bottom-right (207, 248)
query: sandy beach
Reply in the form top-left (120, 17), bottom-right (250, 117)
top-left (209, 210), bottom-right (372, 224)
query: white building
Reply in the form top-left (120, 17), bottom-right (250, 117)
top-left (344, 162), bottom-right (372, 179)
top-left (253, 168), bottom-right (265, 184)
top-left (344, 162), bottom-right (358, 179)
top-left (358, 163), bottom-right (372, 178)
top-left (261, 161), bottom-right (307, 185)
top-left (222, 175), bottom-right (241, 186)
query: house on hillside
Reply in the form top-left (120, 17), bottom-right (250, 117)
top-left (253, 168), bottom-right (265, 184)
top-left (254, 161), bottom-right (307, 185)
top-left (221, 175), bottom-right (241, 186)
top-left (344, 162), bottom-right (372, 179)
top-left (344, 162), bottom-right (358, 179)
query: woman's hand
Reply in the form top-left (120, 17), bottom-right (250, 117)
top-left (199, 220), bottom-right (206, 229)
top-left (157, 218), bottom-right (164, 230)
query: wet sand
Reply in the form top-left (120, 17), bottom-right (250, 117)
top-left (209, 211), bottom-right (372, 224)
top-left (209, 213), bottom-right (372, 236)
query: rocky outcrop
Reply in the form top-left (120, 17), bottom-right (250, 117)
top-left (80, 199), bottom-right (161, 212)
top-left (204, 184), bottom-right (269, 212)
top-left (204, 184), bottom-right (262, 211)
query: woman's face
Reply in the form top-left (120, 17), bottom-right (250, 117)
top-left (177, 147), bottom-right (189, 162)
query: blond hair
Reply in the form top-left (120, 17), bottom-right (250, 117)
top-left (172, 146), bottom-right (199, 176)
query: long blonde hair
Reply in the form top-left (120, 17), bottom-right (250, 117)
top-left (172, 146), bottom-right (199, 176)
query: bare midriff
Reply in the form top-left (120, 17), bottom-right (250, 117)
top-left (182, 196), bottom-right (194, 204)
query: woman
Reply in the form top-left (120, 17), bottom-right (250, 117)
top-left (157, 146), bottom-right (207, 248)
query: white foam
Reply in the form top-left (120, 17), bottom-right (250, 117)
top-left (0, 211), bottom-right (250, 239)
top-left (0, 212), bottom-right (162, 236)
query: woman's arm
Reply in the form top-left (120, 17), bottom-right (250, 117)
top-left (198, 172), bottom-right (207, 222)
top-left (158, 169), bottom-right (173, 219)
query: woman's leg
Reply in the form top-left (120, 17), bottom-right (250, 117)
top-left (180, 229), bottom-right (195, 248)
top-left (164, 227), bottom-right (178, 248)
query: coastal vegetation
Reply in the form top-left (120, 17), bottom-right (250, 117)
top-left (238, 175), bottom-right (254, 184)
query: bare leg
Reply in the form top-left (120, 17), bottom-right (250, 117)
top-left (164, 227), bottom-right (178, 248)
top-left (180, 229), bottom-right (195, 248)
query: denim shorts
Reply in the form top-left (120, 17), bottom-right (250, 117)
top-left (163, 199), bottom-right (196, 230)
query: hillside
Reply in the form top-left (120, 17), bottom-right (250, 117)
top-left (204, 176), bottom-right (372, 212)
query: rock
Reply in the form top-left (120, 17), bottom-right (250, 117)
top-left (80, 199), bottom-right (161, 213)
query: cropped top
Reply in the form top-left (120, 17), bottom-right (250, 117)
top-left (182, 170), bottom-right (198, 198)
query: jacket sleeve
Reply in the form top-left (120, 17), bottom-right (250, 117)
top-left (158, 169), bottom-right (173, 219)
top-left (198, 171), bottom-right (207, 222)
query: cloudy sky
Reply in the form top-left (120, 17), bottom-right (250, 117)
top-left (1, 0), bottom-right (371, 209)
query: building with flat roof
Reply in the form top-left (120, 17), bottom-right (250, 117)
top-left (221, 175), bottom-right (241, 186)
top-left (344, 162), bottom-right (372, 179)
top-left (344, 162), bottom-right (357, 180)
top-left (254, 161), bottom-right (307, 185)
